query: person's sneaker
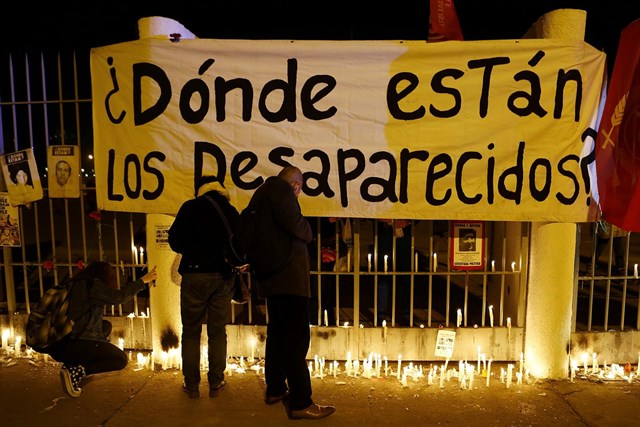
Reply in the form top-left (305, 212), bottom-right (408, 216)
top-left (209, 380), bottom-right (226, 398)
top-left (182, 383), bottom-right (200, 399)
top-left (60, 364), bottom-right (85, 398)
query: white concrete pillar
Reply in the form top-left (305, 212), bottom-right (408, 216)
top-left (523, 9), bottom-right (586, 379)
top-left (138, 17), bottom-right (196, 366)
top-left (146, 214), bottom-right (182, 367)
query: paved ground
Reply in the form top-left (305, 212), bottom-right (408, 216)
top-left (1, 352), bottom-right (639, 427)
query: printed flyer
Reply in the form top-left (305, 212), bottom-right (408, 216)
top-left (1, 148), bottom-right (44, 206)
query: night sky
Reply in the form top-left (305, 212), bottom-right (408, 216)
top-left (3, 1), bottom-right (638, 67)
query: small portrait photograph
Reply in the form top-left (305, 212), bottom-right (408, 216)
top-left (47, 145), bottom-right (80, 199)
top-left (11, 167), bottom-right (33, 188)
top-left (55, 159), bottom-right (72, 187)
top-left (459, 228), bottom-right (477, 252)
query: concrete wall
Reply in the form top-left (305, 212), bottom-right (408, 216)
top-left (5, 313), bottom-right (638, 368)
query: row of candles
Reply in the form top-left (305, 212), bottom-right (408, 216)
top-left (131, 245), bottom-right (146, 265)
top-left (5, 330), bottom-right (640, 388)
top-left (365, 253), bottom-right (520, 274)
top-left (456, 307), bottom-right (511, 330)
top-left (570, 352), bottom-right (640, 383)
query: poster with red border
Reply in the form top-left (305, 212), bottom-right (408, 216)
top-left (449, 221), bottom-right (484, 271)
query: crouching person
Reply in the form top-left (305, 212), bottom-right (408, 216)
top-left (47, 261), bottom-right (157, 397)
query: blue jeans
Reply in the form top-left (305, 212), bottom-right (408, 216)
top-left (180, 272), bottom-right (233, 389)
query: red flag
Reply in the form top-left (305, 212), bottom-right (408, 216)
top-left (595, 18), bottom-right (640, 231)
top-left (428, 0), bottom-right (464, 42)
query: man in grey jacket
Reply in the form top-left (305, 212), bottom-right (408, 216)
top-left (246, 165), bottom-right (335, 420)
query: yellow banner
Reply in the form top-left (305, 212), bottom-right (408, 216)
top-left (90, 38), bottom-right (606, 221)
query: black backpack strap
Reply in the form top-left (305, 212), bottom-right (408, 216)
top-left (204, 194), bottom-right (232, 238)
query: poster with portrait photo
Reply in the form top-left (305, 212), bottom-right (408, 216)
top-left (47, 145), bottom-right (80, 198)
top-left (449, 221), bottom-right (485, 271)
top-left (0, 148), bottom-right (44, 207)
top-left (0, 192), bottom-right (21, 247)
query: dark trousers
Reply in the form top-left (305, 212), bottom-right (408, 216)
top-left (48, 336), bottom-right (127, 375)
top-left (265, 294), bottom-right (313, 410)
top-left (180, 272), bottom-right (232, 388)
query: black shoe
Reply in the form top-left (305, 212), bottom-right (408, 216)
top-left (182, 383), bottom-right (200, 399)
top-left (289, 403), bottom-right (336, 420)
top-left (209, 380), bottom-right (226, 398)
top-left (265, 390), bottom-right (290, 405)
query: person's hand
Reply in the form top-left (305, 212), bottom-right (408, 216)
top-left (142, 265), bottom-right (157, 287)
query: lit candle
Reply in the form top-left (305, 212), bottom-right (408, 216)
top-left (488, 305), bottom-right (494, 328)
top-left (433, 253), bottom-right (438, 272)
top-left (511, 261), bottom-right (516, 272)
top-left (139, 246), bottom-right (145, 265)
top-left (635, 264), bottom-right (638, 279)
top-left (324, 310), bottom-right (328, 327)
top-left (1, 328), bottom-right (8, 352)
top-left (491, 260), bottom-right (495, 272)
top-left (397, 354), bottom-right (402, 380)
top-left (384, 255), bottom-right (388, 273)
top-left (14, 335), bottom-right (22, 356)
top-left (457, 309), bottom-right (462, 328)
top-left (507, 364), bottom-right (513, 388)
top-left (137, 352), bottom-right (145, 368)
top-left (132, 245), bottom-right (139, 264)
top-left (486, 360), bottom-right (492, 387)
top-left (161, 351), bottom-right (169, 370)
top-left (382, 320), bottom-right (387, 340)
top-left (368, 254), bottom-right (372, 273)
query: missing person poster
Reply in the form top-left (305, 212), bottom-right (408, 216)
top-left (449, 221), bottom-right (485, 270)
top-left (0, 192), bottom-right (21, 247)
top-left (47, 145), bottom-right (80, 198)
top-left (0, 148), bottom-right (44, 207)
top-left (435, 329), bottom-right (456, 358)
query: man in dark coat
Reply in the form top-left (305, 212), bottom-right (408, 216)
top-left (247, 165), bottom-right (335, 420)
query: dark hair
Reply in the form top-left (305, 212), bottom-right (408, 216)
top-left (71, 260), bottom-right (117, 289)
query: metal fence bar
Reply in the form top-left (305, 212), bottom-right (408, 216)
top-left (9, 49), bottom-right (640, 336)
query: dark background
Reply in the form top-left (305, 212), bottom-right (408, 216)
top-left (2, 1), bottom-right (639, 68)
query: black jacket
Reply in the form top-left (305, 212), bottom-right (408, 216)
top-left (168, 190), bottom-right (240, 275)
top-left (246, 176), bottom-right (313, 298)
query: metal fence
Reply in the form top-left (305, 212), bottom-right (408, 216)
top-left (1, 49), bottom-right (638, 333)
